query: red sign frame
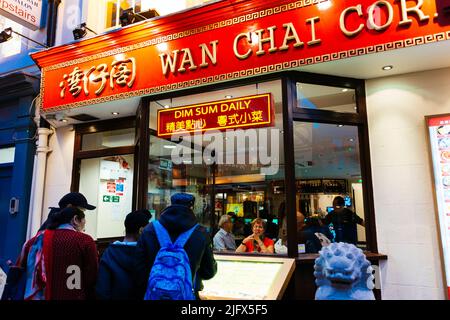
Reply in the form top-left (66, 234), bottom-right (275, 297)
top-left (31, 0), bottom-right (450, 112)
top-left (157, 93), bottom-right (274, 137)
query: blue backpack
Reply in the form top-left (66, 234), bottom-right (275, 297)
top-left (144, 220), bottom-right (198, 300)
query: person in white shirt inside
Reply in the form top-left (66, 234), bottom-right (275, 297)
top-left (213, 215), bottom-right (236, 251)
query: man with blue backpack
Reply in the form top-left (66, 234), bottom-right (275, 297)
top-left (134, 193), bottom-right (217, 300)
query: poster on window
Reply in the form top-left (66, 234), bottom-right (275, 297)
top-left (98, 157), bottom-right (133, 236)
top-left (427, 114), bottom-right (450, 299)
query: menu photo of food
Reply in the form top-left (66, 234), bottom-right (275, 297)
top-left (444, 190), bottom-right (450, 202)
top-left (439, 137), bottom-right (450, 150)
top-left (437, 125), bottom-right (450, 136)
top-left (443, 176), bottom-right (450, 188)
top-left (442, 164), bottom-right (450, 176)
top-left (441, 150), bottom-right (450, 162)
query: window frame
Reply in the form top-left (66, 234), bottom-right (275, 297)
top-left (139, 70), bottom-right (378, 257)
top-left (72, 116), bottom-right (138, 212)
top-left (283, 72), bottom-right (378, 254)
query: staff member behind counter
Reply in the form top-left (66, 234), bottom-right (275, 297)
top-left (236, 218), bottom-right (274, 254)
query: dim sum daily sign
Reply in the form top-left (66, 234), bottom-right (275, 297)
top-left (157, 93), bottom-right (274, 137)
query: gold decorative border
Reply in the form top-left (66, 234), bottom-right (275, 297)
top-left (41, 30), bottom-right (450, 113)
top-left (44, 0), bottom-right (325, 72)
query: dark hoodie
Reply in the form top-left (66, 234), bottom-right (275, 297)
top-left (134, 204), bottom-right (217, 299)
top-left (95, 243), bottom-right (138, 300)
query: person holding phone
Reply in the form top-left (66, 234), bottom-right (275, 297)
top-left (236, 218), bottom-right (274, 254)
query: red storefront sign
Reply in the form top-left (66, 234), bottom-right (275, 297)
top-left (31, 0), bottom-right (450, 112)
top-left (157, 93), bottom-right (273, 136)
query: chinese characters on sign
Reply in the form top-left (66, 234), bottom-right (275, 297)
top-left (59, 57), bottom-right (136, 99)
top-left (157, 94), bottom-right (273, 137)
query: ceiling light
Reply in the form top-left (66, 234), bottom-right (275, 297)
top-left (342, 88), bottom-right (349, 92)
top-left (382, 65), bottom-right (393, 71)
top-left (61, 119), bottom-right (68, 123)
top-left (111, 112), bottom-right (120, 115)
top-left (164, 105), bottom-right (170, 109)
top-left (225, 95), bottom-right (233, 99)
top-left (337, 124), bottom-right (344, 127)
top-left (349, 138), bottom-right (354, 142)
top-left (163, 145), bottom-right (176, 149)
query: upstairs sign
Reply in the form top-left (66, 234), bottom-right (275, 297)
top-left (0, 0), bottom-right (46, 31)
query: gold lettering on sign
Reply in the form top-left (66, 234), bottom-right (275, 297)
top-left (233, 32), bottom-right (252, 60)
top-left (59, 57), bottom-right (136, 99)
top-left (279, 23), bottom-right (304, 51)
top-left (110, 58), bottom-right (136, 89)
top-left (340, 5), bottom-right (364, 37)
top-left (306, 17), bottom-right (321, 45)
top-left (60, 67), bottom-right (84, 98)
top-left (178, 48), bottom-right (197, 73)
top-left (159, 50), bottom-right (180, 76)
top-left (159, 41), bottom-right (219, 75)
top-left (398, 0), bottom-right (430, 27)
top-left (368, 1), bottom-right (394, 31)
top-left (255, 26), bottom-right (278, 56)
top-left (199, 40), bottom-right (219, 68)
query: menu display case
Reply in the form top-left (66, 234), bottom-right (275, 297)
top-left (199, 254), bottom-right (295, 300)
top-left (426, 114), bottom-right (450, 299)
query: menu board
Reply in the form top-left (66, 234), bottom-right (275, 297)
top-left (199, 254), bottom-right (295, 300)
top-left (427, 114), bottom-right (450, 299)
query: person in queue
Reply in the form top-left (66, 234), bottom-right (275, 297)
top-left (134, 193), bottom-right (217, 299)
top-left (23, 207), bottom-right (98, 300)
top-left (96, 209), bottom-right (152, 300)
top-left (325, 196), bottom-right (364, 245)
top-left (236, 218), bottom-right (274, 254)
top-left (213, 214), bottom-right (236, 251)
top-left (16, 192), bottom-right (96, 270)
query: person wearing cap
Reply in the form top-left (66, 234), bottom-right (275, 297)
top-left (96, 210), bottom-right (152, 300)
top-left (57, 192), bottom-right (96, 211)
top-left (20, 207), bottom-right (98, 300)
top-left (16, 192), bottom-right (96, 268)
top-left (12, 192), bottom-right (98, 300)
top-left (134, 193), bottom-right (217, 299)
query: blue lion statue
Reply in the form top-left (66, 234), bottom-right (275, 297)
top-left (314, 242), bottom-right (375, 300)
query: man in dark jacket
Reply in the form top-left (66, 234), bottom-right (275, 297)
top-left (96, 210), bottom-right (152, 300)
top-left (134, 193), bottom-right (217, 299)
top-left (324, 196), bottom-right (364, 245)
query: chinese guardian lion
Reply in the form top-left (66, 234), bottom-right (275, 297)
top-left (314, 242), bottom-right (375, 300)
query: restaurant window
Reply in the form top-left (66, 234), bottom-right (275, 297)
top-left (291, 78), bottom-right (372, 254)
top-left (81, 128), bottom-right (135, 151)
top-left (293, 122), bottom-right (366, 250)
top-left (103, 0), bottom-right (214, 29)
top-left (296, 83), bottom-right (358, 114)
top-left (0, 147), bottom-right (15, 164)
top-left (148, 80), bottom-right (287, 255)
top-left (79, 154), bottom-right (134, 239)
top-left (74, 118), bottom-right (136, 240)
